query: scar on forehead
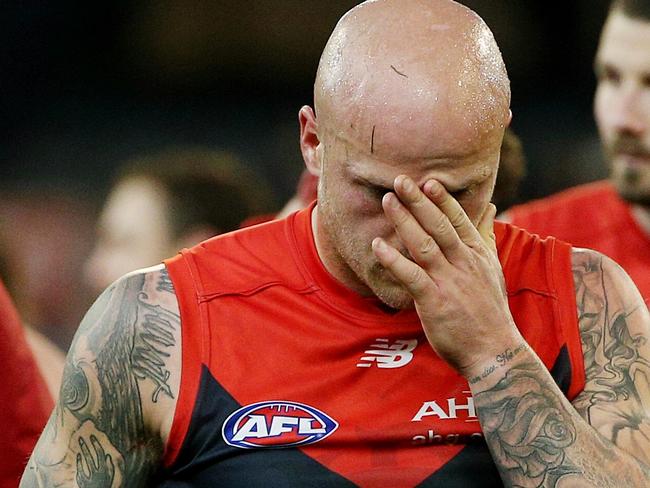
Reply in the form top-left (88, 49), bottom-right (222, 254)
top-left (371, 125), bottom-right (376, 154)
top-left (390, 65), bottom-right (409, 78)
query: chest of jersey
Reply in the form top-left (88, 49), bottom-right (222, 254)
top-left (160, 286), bottom-right (570, 487)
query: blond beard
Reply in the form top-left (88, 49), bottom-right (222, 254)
top-left (317, 200), bottom-right (415, 310)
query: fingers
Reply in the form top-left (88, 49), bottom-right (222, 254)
top-left (79, 437), bottom-right (94, 467)
top-left (76, 453), bottom-right (88, 480)
top-left (105, 453), bottom-right (116, 477)
top-left (381, 193), bottom-right (445, 269)
top-left (390, 176), bottom-right (466, 263)
top-left (90, 435), bottom-right (105, 459)
top-left (422, 179), bottom-right (482, 247)
top-left (372, 237), bottom-right (437, 299)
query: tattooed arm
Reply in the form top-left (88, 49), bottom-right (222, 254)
top-left (20, 264), bottom-right (182, 488)
top-left (467, 249), bottom-right (650, 487)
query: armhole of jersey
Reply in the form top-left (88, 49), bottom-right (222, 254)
top-left (162, 250), bottom-right (206, 468)
top-left (547, 239), bottom-right (586, 400)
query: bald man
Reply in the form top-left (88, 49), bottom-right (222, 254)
top-left (21, 1), bottom-right (650, 487)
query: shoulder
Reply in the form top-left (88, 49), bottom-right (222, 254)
top-left (99, 264), bottom-right (182, 442)
top-left (169, 212), bottom-right (310, 297)
top-left (506, 181), bottom-right (614, 221)
top-left (571, 247), bottom-right (646, 312)
top-left (22, 264), bottom-right (182, 486)
top-left (571, 246), bottom-right (649, 352)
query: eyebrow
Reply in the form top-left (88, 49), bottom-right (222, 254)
top-left (351, 174), bottom-right (484, 196)
top-left (346, 158), bottom-right (492, 192)
top-left (352, 173), bottom-right (393, 191)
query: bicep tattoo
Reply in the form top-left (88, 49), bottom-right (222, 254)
top-left (572, 250), bottom-right (650, 462)
top-left (23, 268), bottom-right (180, 487)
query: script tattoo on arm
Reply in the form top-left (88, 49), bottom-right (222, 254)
top-left (21, 266), bottom-right (180, 488)
top-left (470, 249), bottom-right (650, 487)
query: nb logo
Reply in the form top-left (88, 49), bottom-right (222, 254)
top-left (356, 338), bottom-right (418, 369)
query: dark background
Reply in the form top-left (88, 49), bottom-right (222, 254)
top-left (0, 0), bottom-right (614, 344)
top-left (1, 0), bottom-right (612, 202)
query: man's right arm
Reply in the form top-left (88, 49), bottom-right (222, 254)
top-left (20, 265), bottom-right (181, 488)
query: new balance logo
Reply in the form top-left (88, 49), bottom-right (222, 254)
top-left (356, 338), bottom-right (418, 369)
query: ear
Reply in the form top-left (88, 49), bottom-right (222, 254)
top-left (299, 106), bottom-right (322, 177)
top-left (506, 109), bottom-right (513, 127)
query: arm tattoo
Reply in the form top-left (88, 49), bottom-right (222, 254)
top-left (474, 362), bottom-right (581, 487)
top-left (23, 269), bottom-right (179, 487)
top-left (76, 435), bottom-right (115, 488)
top-left (156, 268), bottom-right (175, 294)
top-left (470, 251), bottom-right (650, 487)
top-left (132, 296), bottom-right (177, 402)
top-left (468, 343), bottom-right (527, 385)
top-left (572, 251), bottom-right (650, 455)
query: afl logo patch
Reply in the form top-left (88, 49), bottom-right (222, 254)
top-left (222, 401), bottom-right (339, 449)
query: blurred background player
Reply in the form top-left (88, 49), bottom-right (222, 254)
top-left (0, 233), bottom-right (65, 399)
top-left (506, 0), bottom-right (650, 304)
top-left (492, 128), bottom-right (527, 211)
top-left (84, 146), bottom-right (275, 295)
top-left (0, 278), bottom-right (52, 488)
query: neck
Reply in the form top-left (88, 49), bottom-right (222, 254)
top-left (631, 204), bottom-right (650, 237)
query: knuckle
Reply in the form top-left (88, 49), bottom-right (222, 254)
top-left (410, 190), bottom-right (426, 207)
top-left (418, 236), bottom-right (438, 256)
top-left (433, 218), bottom-right (449, 236)
top-left (406, 266), bottom-right (424, 287)
top-left (391, 206), bottom-right (409, 226)
top-left (394, 214), bottom-right (410, 229)
top-left (449, 208), bottom-right (466, 228)
top-left (465, 255), bottom-right (483, 275)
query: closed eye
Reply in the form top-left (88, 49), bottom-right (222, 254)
top-left (449, 184), bottom-right (477, 200)
top-left (449, 189), bottom-right (466, 200)
top-left (358, 181), bottom-right (391, 200)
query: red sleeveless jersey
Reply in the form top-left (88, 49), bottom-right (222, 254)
top-left (0, 280), bottom-right (53, 488)
top-left (509, 181), bottom-right (650, 305)
top-left (161, 204), bottom-right (583, 487)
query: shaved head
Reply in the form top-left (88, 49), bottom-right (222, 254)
top-left (300, 0), bottom-right (512, 308)
top-left (314, 0), bottom-right (510, 157)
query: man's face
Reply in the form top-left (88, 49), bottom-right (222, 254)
top-left (84, 177), bottom-right (172, 294)
top-left (594, 11), bottom-right (650, 205)
top-left (316, 130), bottom-right (499, 310)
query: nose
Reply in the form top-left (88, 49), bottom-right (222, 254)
top-left (608, 84), bottom-right (646, 137)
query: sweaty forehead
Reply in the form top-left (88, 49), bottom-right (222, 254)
top-left (316, 1), bottom-right (510, 158)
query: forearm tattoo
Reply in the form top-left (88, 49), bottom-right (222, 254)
top-left (474, 362), bottom-right (581, 487)
top-left (468, 343), bottom-right (527, 385)
top-left (22, 268), bottom-right (179, 487)
top-left (471, 250), bottom-right (650, 487)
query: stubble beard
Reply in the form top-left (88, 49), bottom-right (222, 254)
top-left (318, 201), bottom-right (414, 310)
top-left (610, 161), bottom-right (650, 207)
top-left (606, 136), bottom-right (650, 207)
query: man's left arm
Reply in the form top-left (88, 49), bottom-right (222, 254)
top-left (469, 248), bottom-right (650, 487)
top-left (373, 176), bottom-right (650, 487)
